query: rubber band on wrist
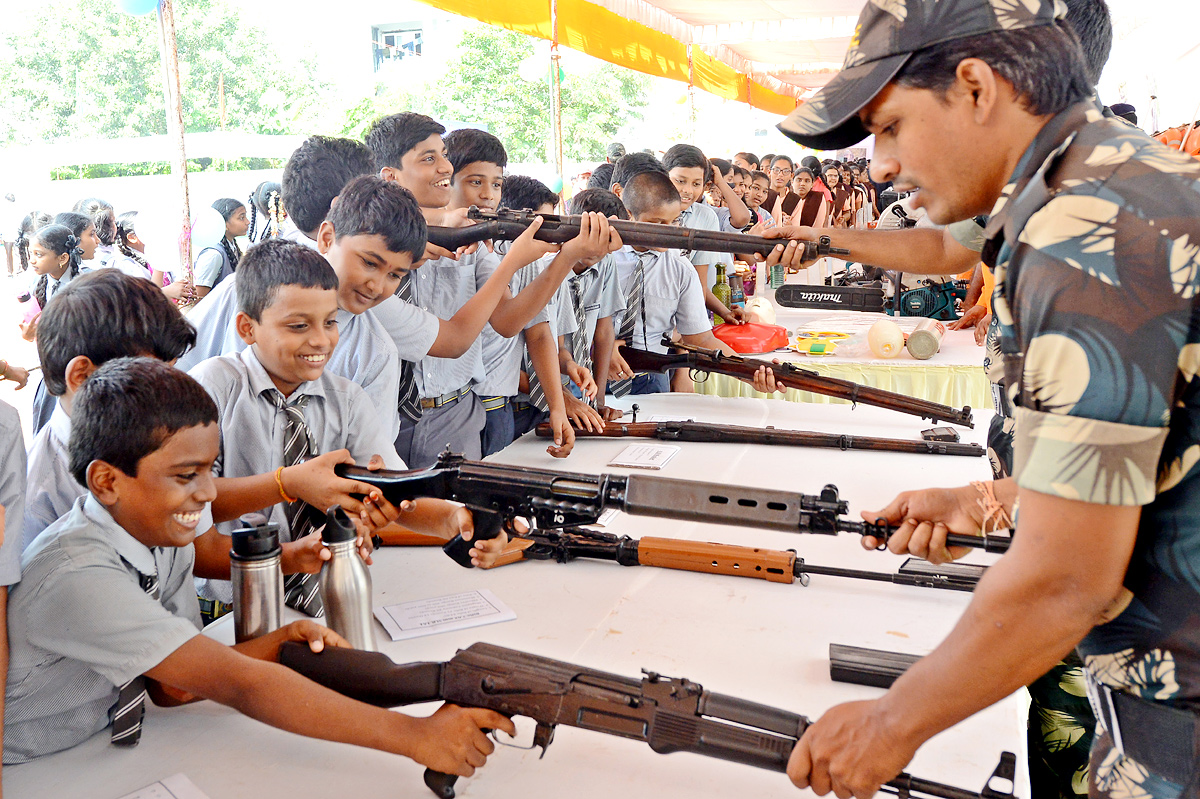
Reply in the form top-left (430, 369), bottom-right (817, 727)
top-left (971, 480), bottom-right (1013, 534)
top-left (275, 466), bottom-right (297, 503)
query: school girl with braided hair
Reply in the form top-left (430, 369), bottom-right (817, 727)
top-left (21, 223), bottom-right (84, 433)
top-left (246, 181), bottom-right (282, 243)
top-left (71, 198), bottom-right (116, 266)
top-left (109, 211), bottom-right (162, 283)
top-left (211, 198), bottom-right (248, 269)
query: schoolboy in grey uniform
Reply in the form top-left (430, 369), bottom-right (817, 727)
top-left (4, 357), bottom-right (512, 768)
top-left (609, 172), bottom-right (736, 396)
top-left (24, 270), bottom-right (199, 547)
top-left (366, 112), bottom-right (619, 467)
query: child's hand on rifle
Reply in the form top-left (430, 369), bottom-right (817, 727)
top-left (405, 704), bottom-right (517, 777)
top-left (443, 504), bottom-right (520, 568)
top-left (760, 231), bottom-right (820, 269)
top-left (564, 393), bottom-right (605, 433)
top-left (566, 362), bottom-right (597, 399)
top-left (561, 212), bottom-right (622, 267)
top-left (281, 450), bottom-right (392, 525)
top-left (544, 407), bottom-right (576, 459)
top-left (609, 343), bottom-right (634, 382)
top-left (750, 362), bottom-right (788, 395)
top-left (505, 215), bottom-right (558, 268)
top-left (420, 206), bottom-right (491, 261)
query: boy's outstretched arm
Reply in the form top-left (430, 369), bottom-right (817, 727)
top-left (711, 169), bottom-right (751, 229)
top-left (490, 214), bottom-right (621, 338)
top-left (525, 323), bottom-right (574, 458)
top-left (144, 631), bottom-right (515, 776)
top-left (591, 317), bottom-right (618, 419)
top-left (427, 217), bottom-right (557, 358)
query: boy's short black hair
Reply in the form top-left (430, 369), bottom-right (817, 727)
top-left (326, 175), bottom-right (427, 262)
top-left (499, 176), bottom-right (559, 212)
top-left (37, 270), bottom-right (197, 397)
top-left (610, 152), bottom-right (667, 191)
top-left (733, 165), bottom-right (751, 181)
top-left (662, 144), bottom-right (709, 181)
top-left (444, 128), bottom-right (508, 179)
top-left (587, 163), bottom-right (615, 191)
top-left (622, 172), bottom-right (680, 219)
top-left (69, 357), bottom-right (218, 487)
top-left (363, 112), bottom-right (446, 171)
top-left (751, 170), bottom-right (770, 185)
top-left (708, 157), bottom-right (732, 178)
top-left (569, 188), bottom-right (630, 220)
top-left (282, 136), bottom-right (376, 234)
top-left (237, 239), bottom-right (339, 322)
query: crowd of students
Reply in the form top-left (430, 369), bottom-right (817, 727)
top-left (0, 116), bottom-right (813, 780)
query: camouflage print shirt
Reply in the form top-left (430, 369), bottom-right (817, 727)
top-left (983, 102), bottom-right (1200, 797)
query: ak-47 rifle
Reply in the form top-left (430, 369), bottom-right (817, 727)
top-left (620, 336), bottom-right (975, 428)
top-left (427, 207), bottom-right (851, 261)
top-left (280, 641), bottom-right (1017, 799)
top-left (493, 527), bottom-right (985, 592)
top-left (535, 419), bottom-right (985, 457)
top-left (336, 453), bottom-right (1012, 567)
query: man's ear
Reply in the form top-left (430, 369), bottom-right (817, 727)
top-left (86, 460), bottom-right (121, 506)
top-left (955, 58), bottom-right (1000, 124)
top-left (63, 356), bottom-right (97, 396)
top-left (316, 220), bottom-right (336, 255)
top-left (379, 166), bottom-right (401, 183)
top-left (234, 311), bottom-right (257, 346)
top-left (611, 183), bottom-right (623, 199)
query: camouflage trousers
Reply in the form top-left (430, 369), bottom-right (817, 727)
top-left (1028, 653), bottom-right (1095, 798)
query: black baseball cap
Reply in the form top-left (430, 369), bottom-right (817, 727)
top-left (779, 0), bottom-right (1068, 150)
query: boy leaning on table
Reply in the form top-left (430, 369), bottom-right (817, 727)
top-left (2, 357), bottom-right (514, 772)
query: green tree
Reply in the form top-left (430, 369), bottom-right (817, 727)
top-left (0, 0), bottom-right (326, 146)
top-left (344, 26), bottom-right (649, 163)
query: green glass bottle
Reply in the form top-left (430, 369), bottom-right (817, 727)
top-left (712, 263), bottom-right (731, 326)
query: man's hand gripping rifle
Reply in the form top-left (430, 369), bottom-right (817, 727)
top-left (335, 453), bottom-right (1010, 567)
top-left (280, 640), bottom-right (1018, 799)
top-left (427, 207), bottom-right (851, 261)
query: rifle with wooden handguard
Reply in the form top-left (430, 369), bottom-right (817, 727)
top-left (492, 527), bottom-right (985, 591)
top-left (620, 336), bottom-right (975, 428)
top-left (279, 640), bottom-right (1017, 799)
top-left (426, 207), bottom-right (851, 261)
top-left (535, 419), bottom-right (985, 457)
top-left (337, 453), bottom-right (1012, 567)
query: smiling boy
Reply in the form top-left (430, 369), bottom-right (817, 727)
top-left (365, 112), bottom-right (619, 466)
top-left (4, 357), bottom-right (512, 771)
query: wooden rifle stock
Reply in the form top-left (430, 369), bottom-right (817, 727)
top-left (618, 339), bottom-right (975, 428)
top-left (534, 420), bottom-right (985, 457)
top-left (426, 207), bottom-right (850, 261)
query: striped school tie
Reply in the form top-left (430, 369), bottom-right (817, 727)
top-left (111, 571), bottom-right (160, 746)
top-left (524, 347), bottom-right (550, 412)
top-left (395, 274), bottom-right (423, 424)
top-left (569, 277), bottom-right (591, 375)
top-left (266, 390), bottom-right (325, 617)
top-left (610, 252), bottom-right (651, 398)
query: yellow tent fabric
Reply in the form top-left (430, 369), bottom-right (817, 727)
top-left (417, 0), bottom-right (797, 116)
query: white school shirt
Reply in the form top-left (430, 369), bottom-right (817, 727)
top-left (610, 246), bottom-right (709, 355)
top-left (557, 254), bottom-right (626, 363)
top-left (677, 201), bottom-right (722, 282)
top-left (475, 253), bottom-right (558, 398)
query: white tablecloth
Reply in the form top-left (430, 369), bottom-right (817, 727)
top-left (4, 394), bottom-right (1026, 799)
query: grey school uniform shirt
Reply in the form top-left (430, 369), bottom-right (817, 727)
top-left (189, 347), bottom-right (405, 600)
top-left (24, 402), bottom-right (215, 549)
top-left (476, 252), bottom-right (560, 398)
top-left (0, 400), bottom-right (26, 586)
top-left (611, 246), bottom-right (710, 354)
top-left (557, 254), bottom-right (626, 365)
top-left (4, 494), bottom-right (203, 763)
top-left (177, 279), bottom-right (403, 442)
top-left (409, 249), bottom-right (501, 398)
top-left (677, 201), bottom-right (722, 286)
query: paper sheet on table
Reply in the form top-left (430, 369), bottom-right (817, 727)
top-left (607, 444), bottom-right (680, 470)
top-left (116, 774), bottom-right (210, 799)
top-left (374, 589), bottom-right (516, 641)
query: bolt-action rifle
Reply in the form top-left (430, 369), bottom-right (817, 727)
top-left (535, 419), bottom-right (984, 457)
top-left (426, 207), bottom-right (851, 261)
top-left (280, 641), bottom-right (1017, 799)
top-left (336, 454), bottom-right (1011, 567)
top-left (619, 337), bottom-right (975, 428)
top-left (492, 527), bottom-right (985, 592)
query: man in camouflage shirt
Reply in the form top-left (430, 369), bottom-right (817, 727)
top-left (770, 0), bottom-right (1200, 797)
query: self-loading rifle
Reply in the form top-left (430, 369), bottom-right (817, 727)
top-left (619, 337), bottom-right (975, 428)
top-left (280, 641), bottom-right (1017, 799)
top-left (492, 527), bottom-right (985, 592)
top-left (336, 453), bottom-right (1011, 567)
top-left (535, 419), bottom-right (984, 457)
top-left (426, 207), bottom-right (851, 261)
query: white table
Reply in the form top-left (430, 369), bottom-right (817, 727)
top-left (697, 308), bottom-right (991, 412)
top-left (5, 395), bottom-right (1026, 799)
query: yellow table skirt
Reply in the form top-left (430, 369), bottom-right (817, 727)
top-left (692, 363), bottom-right (991, 411)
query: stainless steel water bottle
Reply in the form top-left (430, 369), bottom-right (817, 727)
top-left (230, 516), bottom-right (283, 643)
top-left (318, 505), bottom-right (377, 651)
